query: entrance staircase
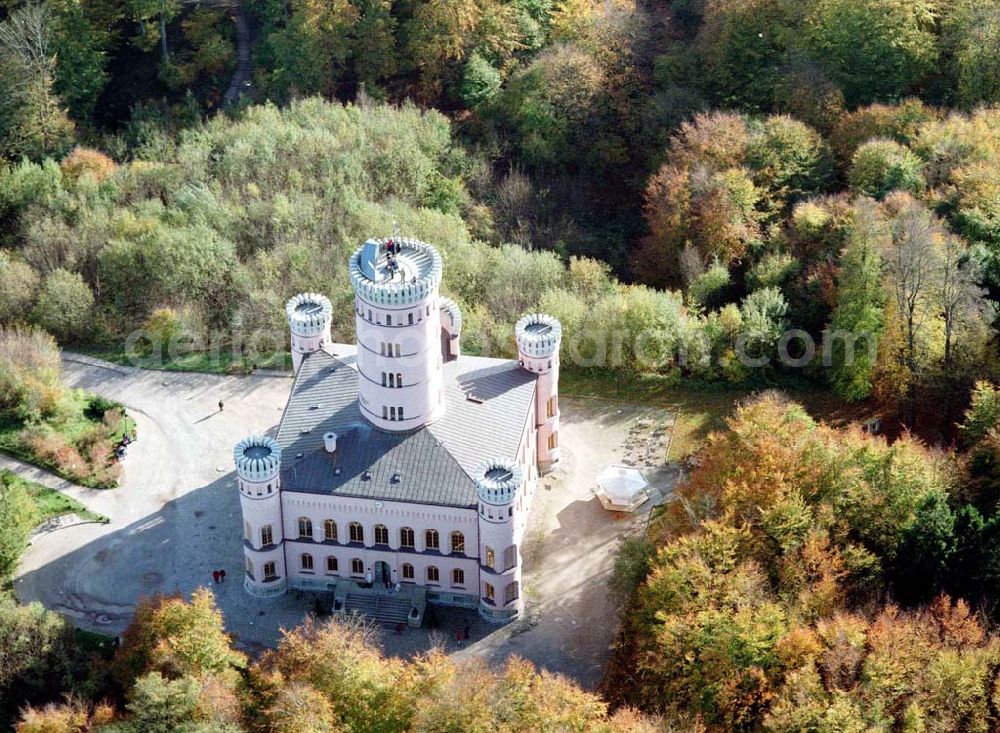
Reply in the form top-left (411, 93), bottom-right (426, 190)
top-left (344, 593), bottom-right (414, 626)
top-left (334, 581), bottom-right (426, 627)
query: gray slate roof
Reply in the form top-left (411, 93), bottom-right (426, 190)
top-left (274, 348), bottom-right (537, 508)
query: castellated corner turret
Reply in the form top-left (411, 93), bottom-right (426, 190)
top-left (286, 292), bottom-right (333, 373)
top-left (235, 435), bottom-right (287, 597)
top-left (475, 459), bottom-right (525, 622)
top-left (349, 237), bottom-right (446, 432)
top-left (515, 313), bottom-right (562, 473)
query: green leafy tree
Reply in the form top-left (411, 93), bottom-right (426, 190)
top-left (126, 673), bottom-right (201, 733)
top-left (827, 201), bottom-right (887, 400)
top-left (697, 0), bottom-right (794, 113)
top-left (942, 0), bottom-right (1000, 108)
top-left (461, 51), bottom-right (502, 108)
top-left (802, 0), bottom-right (938, 106)
top-left (849, 139), bottom-right (925, 199)
top-left (0, 4), bottom-right (75, 162)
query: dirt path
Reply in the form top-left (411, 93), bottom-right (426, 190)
top-left (223, 0), bottom-right (251, 108)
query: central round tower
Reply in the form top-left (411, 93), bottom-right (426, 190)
top-left (349, 237), bottom-right (445, 431)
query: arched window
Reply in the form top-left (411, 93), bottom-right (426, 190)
top-left (396, 373), bottom-right (402, 387)
top-left (261, 525), bottom-right (274, 547)
top-left (452, 568), bottom-right (465, 586)
top-left (374, 524), bottom-right (389, 545)
top-left (484, 582), bottom-right (495, 602)
top-left (450, 531), bottom-right (465, 554)
top-left (390, 406), bottom-right (396, 421)
top-left (408, 312), bottom-right (414, 325)
top-left (243, 521), bottom-right (251, 542)
top-left (504, 581), bottom-right (520, 604)
top-left (300, 553), bottom-right (314, 571)
top-left (351, 558), bottom-right (364, 575)
top-left (426, 566), bottom-right (440, 583)
top-left (388, 373), bottom-right (395, 387)
top-left (425, 529), bottom-right (439, 550)
top-left (399, 406), bottom-right (404, 420)
top-left (326, 556), bottom-right (338, 573)
top-left (324, 520), bottom-right (337, 542)
top-left (400, 527), bottom-right (415, 548)
top-left (297, 517), bottom-right (313, 539)
top-left (503, 545), bottom-right (517, 571)
top-left (386, 314), bottom-right (392, 326)
top-left (484, 546), bottom-right (495, 570)
top-left (402, 563), bottom-right (414, 580)
top-left (349, 522), bottom-right (364, 544)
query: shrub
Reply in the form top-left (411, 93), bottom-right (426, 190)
top-left (0, 253), bottom-right (40, 324)
top-left (59, 147), bottom-right (118, 184)
top-left (31, 270), bottom-right (94, 342)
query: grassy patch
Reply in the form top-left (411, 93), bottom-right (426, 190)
top-left (78, 346), bottom-right (291, 375)
top-left (561, 369), bottom-right (879, 461)
top-left (20, 478), bottom-right (107, 525)
top-left (0, 392), bottom-right (135, 489)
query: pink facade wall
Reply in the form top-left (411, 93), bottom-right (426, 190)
top-left (281, 492), bottom-right (481, 594)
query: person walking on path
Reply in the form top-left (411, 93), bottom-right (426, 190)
top-left (218, 400), bottom-right (224, 412)
top-left (219, 569), bottom-right (226, 582)
top-left (212, 570), bottom-right (220, 584)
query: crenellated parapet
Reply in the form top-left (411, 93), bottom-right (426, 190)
top-left (286, 293), bottom-right (333, 373)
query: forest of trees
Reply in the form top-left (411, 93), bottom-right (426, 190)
top-left (10, 0), bottom-right (1000, 729)
top-left (607, 390), bottom-right (1000, 730)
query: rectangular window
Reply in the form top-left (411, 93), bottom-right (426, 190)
top-left (390, 407), bottom-right (396, 421)
top-left (399, 406), bottom-right (404, 420)
top-left (485, 547), bottom-right (495, 569)
top-left (263, 562), bottom-right (277, 581)
top-left (503, 545), bottom-right (517, 571)
top-left (484, 582), bottom-right (495, 602)
top-left (394, 344), bottom-right (401, 357)
top-left (261, 525), bottom-right (274, 548)
top-left (386, 314), bottom-right (392, 325)
top-left (504, 581), bottom-right (519, 605)
top-left (548, 431), bottom-right (558, 450)
top-left (547, 396), bottom-right (556, 418)
top-left (245, 557), bottom-right (254, 580)
top-left (381, 372), bottom-right (387, 386)
top-left (408, 313), bottom-right (414, 325)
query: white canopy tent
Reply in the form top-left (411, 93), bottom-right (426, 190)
top-left (595, 465), bottom-right (651, 512)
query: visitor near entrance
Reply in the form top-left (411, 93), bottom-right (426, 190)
top-left (233, 235), bottom-right (562, 623)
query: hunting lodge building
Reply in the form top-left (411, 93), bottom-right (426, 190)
top-left (234, 236), bottom-right (562, 623)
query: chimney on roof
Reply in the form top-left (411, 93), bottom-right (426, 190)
top-left (323, 432), bottom-right (338, 453)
